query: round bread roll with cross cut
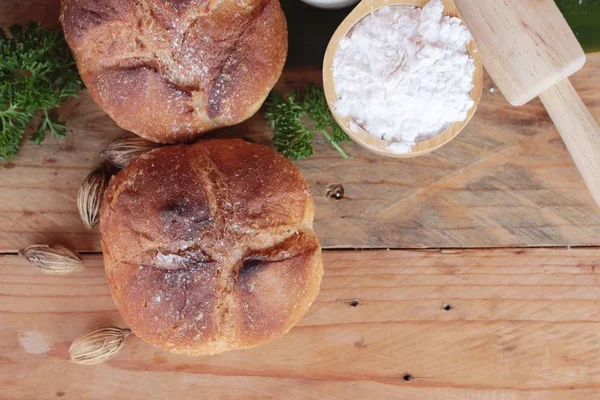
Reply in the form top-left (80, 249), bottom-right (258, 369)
top-left (100, 139), bottom-right (323, 354)
top-left (61, 0), bottom-right (288, 143)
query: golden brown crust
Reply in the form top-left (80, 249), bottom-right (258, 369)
top-left (60, 0), bottom-right (288, 143)
top-left (100, 140), bottom-right (322, 355)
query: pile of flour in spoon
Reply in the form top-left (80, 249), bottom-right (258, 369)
top-left (333, 0), bottom-right (475, 153)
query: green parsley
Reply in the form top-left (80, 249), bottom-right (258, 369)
top-left (265, 84), bottom-right (351, 160)
top-left (0, 22), bottom-right (84, 160)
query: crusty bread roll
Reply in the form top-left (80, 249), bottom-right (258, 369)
top-left (100, 139), bottom-right (322, 355)
top-left (60, 0), bottom-right (287, 143)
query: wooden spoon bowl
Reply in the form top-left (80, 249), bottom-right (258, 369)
top-left (323, 0), bottom-right (484, 158)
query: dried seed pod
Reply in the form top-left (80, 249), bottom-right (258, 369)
top-left (101, 133), bottom-right (160, 169)
top-left (69, 327), bottom-right (132, 365)
top-left (78, 165), bottom-right (108, 229)
top-left (20, 244), bottom-right (84, 274)
top-left (326, 183), bottom-right (344, 199)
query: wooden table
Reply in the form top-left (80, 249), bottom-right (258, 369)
top-left (1, 1), bottom-right (600, 399)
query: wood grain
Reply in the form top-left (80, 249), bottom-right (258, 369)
top-left (3, 248), bottom-right (600, 399)
top-left (0, 0), bottom-right (599, 251)
top-left (540, 78), bottom-right (600, 208)
top-left (454, 0), bottom-right (600, 209)
top-left (454, 0), bottom-right (585, 106)
top-left (1, 55), bottom-right (600, 251)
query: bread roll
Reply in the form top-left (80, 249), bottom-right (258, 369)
top-left (60, 0), bottom-right (287, 143)
top-left (100, 140), bottom-right (322, 355)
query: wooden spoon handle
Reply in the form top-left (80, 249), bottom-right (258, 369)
top-left (540, 79), bottom-right (600, 207)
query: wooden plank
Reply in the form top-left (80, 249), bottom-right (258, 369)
top-left (1, 56), bottom-right (600, 251)
top-left (2, 248), bottom-right (600, 399)
top-left (1, 0), bottom-right (600, 251)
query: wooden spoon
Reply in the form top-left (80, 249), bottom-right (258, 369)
top-left (453, 0), bottom-right (600, 206)
top-left (322, 0), bottom-right (483, 158)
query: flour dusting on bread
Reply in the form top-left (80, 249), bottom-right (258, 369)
top-left (61, 0), bottom-right (288, 143)
top-left (100, 140), bottom-right (323, 355)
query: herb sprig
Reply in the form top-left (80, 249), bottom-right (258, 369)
top-left (265, 84), bottom-right (350, 160)
top-left (0, 22), bottom-right (84, 160)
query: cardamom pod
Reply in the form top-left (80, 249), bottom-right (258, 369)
top-left (69, 327), bottom-right (132, 365)
top-left (20, 244), bottom-right (84, 274)
top-left (78, 164), bottom-right (108, 229)
top-left (101, 133), bottom-right (160, 169)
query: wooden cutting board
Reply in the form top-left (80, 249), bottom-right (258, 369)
top-left (4, 248), bottom-right (600, 399)
top-left (0, 1), bottom-right (600, 252)
top-left (2, 61), bottom-right (600, 251)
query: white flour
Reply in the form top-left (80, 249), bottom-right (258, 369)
top-left (333, 0), bottom-right (475, 153)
